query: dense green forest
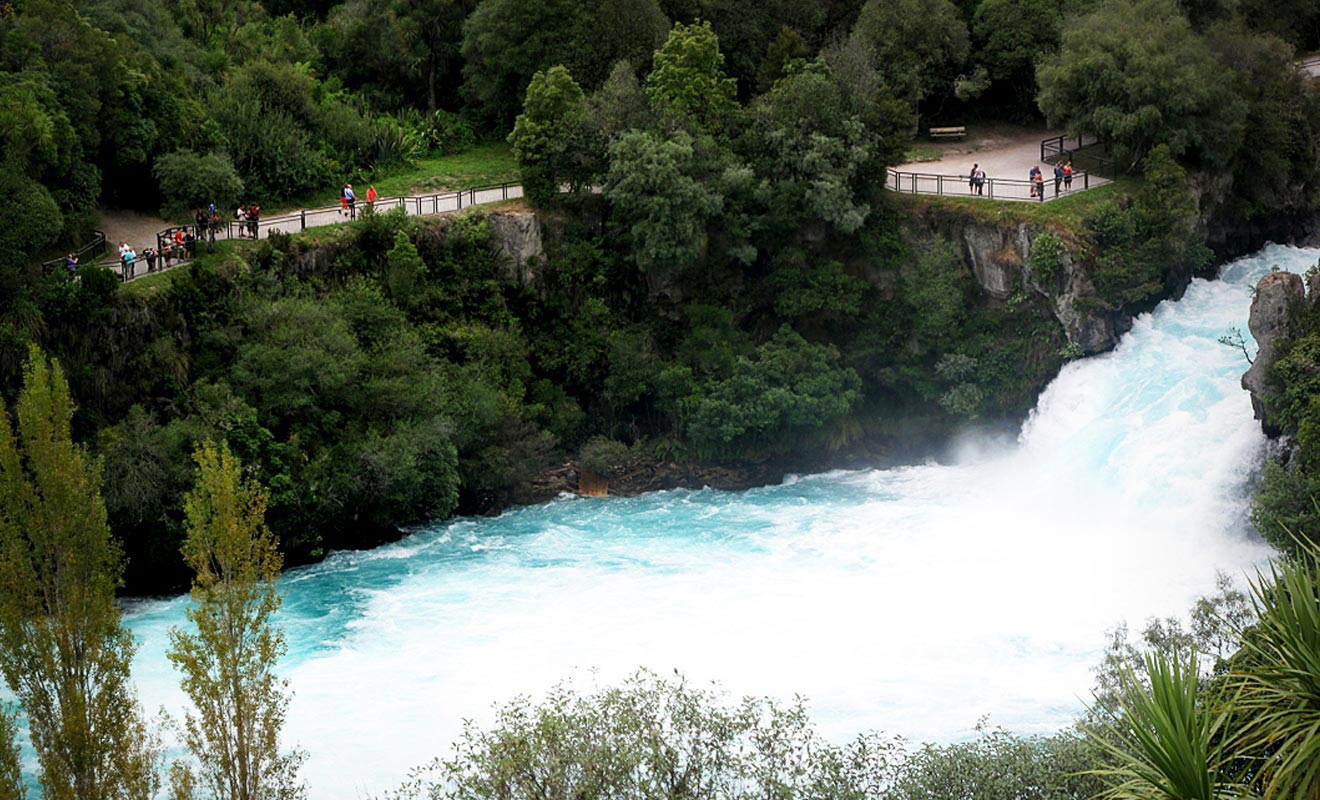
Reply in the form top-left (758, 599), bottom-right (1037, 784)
top-left (2, 0), bottom-right (1318, 590)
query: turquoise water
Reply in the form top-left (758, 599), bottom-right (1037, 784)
top-left (38, 245), bottom-right (1320, 797)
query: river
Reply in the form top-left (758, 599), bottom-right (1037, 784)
top-left (117, 244), bottom-right (1313, 798)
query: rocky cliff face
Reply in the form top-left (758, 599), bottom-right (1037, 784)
top-left (1192, 170), bottom-right (1320, 258)
top-left (907, 213), bottom-right (1121, 354)
top-left (957, 220), bottom-right (1118, 353)
top-left (488, 211), bottom-right (545, 284)
top-left (1242, 270), bottom-right (1305, 435)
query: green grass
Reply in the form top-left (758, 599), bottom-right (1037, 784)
top-left (903, 144), bottom-right (945, 163)
top-left (373, 142), bottom-right (519, 196)
top-left (259, 142), bottom-right (520, 216)
top-left (120, 264), bottom-right (187, 297)
top-left (893, 177), bottom-right (1139, 228)
top-left (121, 241), bottom-right (242, 298)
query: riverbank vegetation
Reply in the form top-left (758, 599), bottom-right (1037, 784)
top-left (381, 551), bottom-right (1320, 800)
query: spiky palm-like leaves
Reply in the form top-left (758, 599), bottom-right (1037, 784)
top-left (1085, 650), bottom-right (1231, 800)
top-left (1226, 548), bottom-right (1320, 800)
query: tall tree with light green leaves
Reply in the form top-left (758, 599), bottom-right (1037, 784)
top-left (0, 710), bottom-right (23, 800)
top-left (168, 441), bottom-right (305, 800)
top-left (0, 346), bottom-right (159, 800)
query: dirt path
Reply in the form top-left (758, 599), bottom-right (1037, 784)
top-left (98, 209), bottom-right (173, 261)
top-left (895, 125), bottom-right (1066, 182)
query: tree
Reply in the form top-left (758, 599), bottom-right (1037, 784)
top-left (0, 346), bottom-right (158, 800)
top-left (645, 20), bottom-right (738, 131)
top-left (689, 325), bottom-right (862, 459)
top-left (167, 440), bottom-right (305, 800)
top-left (509, 65), bottom-right (588, 205)
top-left (756, 25), bottom-right (811, 93)
top-left (320, 0), bottom-right (476, 112)
top-left (154, 150), bottom-right (245, 216)
top-left (0, 710), bottom-right (23, 800)
top-left (971, 0), bottom-right (1062, 115)
top-left (1035, 0), bottom-right (1245, 171)
top-left (604, 130), bottom-right (724, 274)
top-left (847, 0), bottom-right (969, 106)
top-left (745, 61), bottom-right (879, 235)
top-left (568, 0), bottom-right (670, 88)
top-left (460, 0), bottom-right (588, 127)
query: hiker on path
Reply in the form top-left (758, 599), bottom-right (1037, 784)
top-left (65, 253), bottom-right (78, 274)
top-left (1033, 170), bottom-right (1045, 201)
top-left (367, 185), bottom-right (378, 210)
top-left (974, 167), bottom-right (986, 196)
top-left (144, 247), bottom-right (157, 273)
top-left (1063, 160), bottom-right (1074, 191)
top-left (969, 164), bottom-right (979, 194)
top-left (1053, 163), bottom-right (1064, 197)
top-left (340, 184), bottom-right (350, 216)
top-left (247, 204), bottom-right (260, 238)
top-left (235, 205), bottom-right (248, 237)
top-left (345, 184), bottom-right (356, 219)
top-left (1028, 166), bottom-right (1040, 197)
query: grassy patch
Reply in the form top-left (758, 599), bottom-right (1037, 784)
top-left (372, 142), bottom-right (519, 196)
top-left (903, 144), bottom-right (945, 163)
top-left (121, 241), bottom-right (244, 297)
top-left (255, 143), bottom-right (521, 216)
top-left (892, 177), bottom-right (1138, 228)
top-left (121, 264), bottom-right (187, 297)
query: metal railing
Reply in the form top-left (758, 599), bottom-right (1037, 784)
top-left (41, 230), bottom-right (108, 272)
top-left (885, 168), bottom-right (1097, 202)
top-left (222, 181), bottom-right (525, 242)
top-left (105, 181), bottom-right (525, 282)
top-left (1041, 133), bottom-right (1117, 178)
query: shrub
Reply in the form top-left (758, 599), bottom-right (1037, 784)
top-left (153, 150), bottom-right (245, 216)
top-left (1028, 231), bottom-right (1066, 284)
top-left (578, 435), bottom-right (633, 478)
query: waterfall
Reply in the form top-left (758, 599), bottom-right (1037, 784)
top-left (115, 244), bottom-right (1313, 799)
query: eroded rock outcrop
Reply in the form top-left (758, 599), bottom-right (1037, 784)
top-left (955, 221), bottom-right (1117, 353)
top-left (1242, 269), bottom-right (1304, 433)
top-left (488, 211), bottom-right (545, 284)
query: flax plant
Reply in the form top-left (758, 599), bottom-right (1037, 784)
top-left (1226, 547), bottom-right (1320, 800)
top-left (1084, 650), bottom-right (1232, 800)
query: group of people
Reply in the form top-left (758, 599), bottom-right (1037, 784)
top-left (233, 203), bottom-right (261, 238)
top-left (1028, 161), bottom-right (1075, 199)
top-left (339, 183), bottom-right (379, 219)
top-left (968, 160), bottom-right (1076, 200)
top-left (117, 233), bottom-right (193, 280)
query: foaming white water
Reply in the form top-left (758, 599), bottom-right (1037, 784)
top-left (118, 245), bottom-right (1315, 799)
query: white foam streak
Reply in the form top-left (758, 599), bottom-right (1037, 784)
top-left (119, 245), bottom-right (1319, 799)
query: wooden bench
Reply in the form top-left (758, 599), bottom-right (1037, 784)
top-left (929, 126), bottom-right (967, 140)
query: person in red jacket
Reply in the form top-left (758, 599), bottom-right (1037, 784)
top-left (366, 185), bottom-right (378, 210)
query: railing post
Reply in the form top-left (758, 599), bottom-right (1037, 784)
top-left (988, 178), bottom-right (994, 199)
top-left (1084, 172), bottom-right (1089, 190)
top-left (938, 174), bottom-right (943, 196)
top-left (301, 210), bottom-right (306, 231)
